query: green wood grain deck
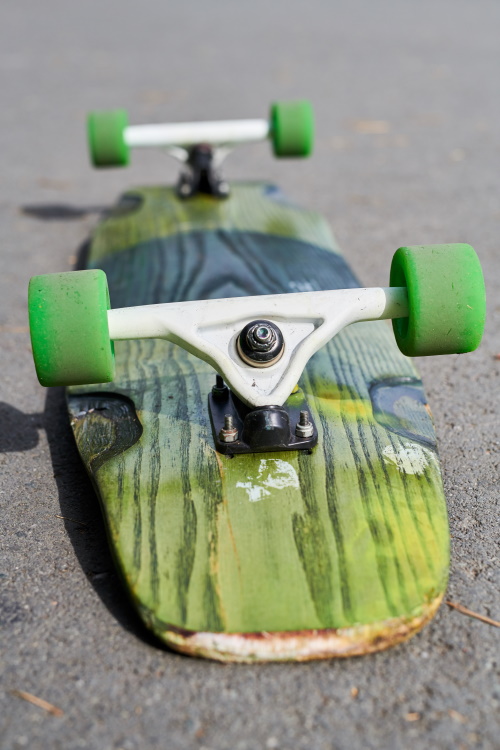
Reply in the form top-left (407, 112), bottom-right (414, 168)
top-left (68, 182), bottom-right (448, 661)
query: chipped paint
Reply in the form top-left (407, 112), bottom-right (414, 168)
top-left (235, 482), bottom-right (271, 503)
top-left (382, 442), bottom-right (437, 475)
top-left (162, 593), bottom-right (444, 663)
top-left (236, 458), bottom-right (299, 502)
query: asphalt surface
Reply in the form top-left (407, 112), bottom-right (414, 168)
top-left (1, 1), bottom-right (499, 748)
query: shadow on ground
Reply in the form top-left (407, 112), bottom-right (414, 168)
top-left (21, 204), bottom-right (106, 221)
top-left (0, 390), bottom-right (164, 651)
top-left (43, 387), bottom-right (165, 649)
top-left (2, 221), bottom-right (164, 648)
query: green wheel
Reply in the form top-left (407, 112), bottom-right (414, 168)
top-left (390, 243), bottom-right (486, 357)
top-left (29, 270), bottom-right (115, 386)
top-left (87, 109), bottom-right (130, 167)
top-left (270, 100), bottom-right (314, 157)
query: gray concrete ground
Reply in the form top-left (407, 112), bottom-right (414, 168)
top-left (0, 1), bottom-right (499, 748)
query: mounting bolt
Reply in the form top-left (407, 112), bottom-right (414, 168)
top-left (295, 410), bottom-right (314, 438)
top-left (219, 414), bottom-right (238, 443)
top-left (212, 374), bottom-right (228, 399)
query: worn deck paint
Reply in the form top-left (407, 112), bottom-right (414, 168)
top-left (68, 182), bottom-right (448, 661)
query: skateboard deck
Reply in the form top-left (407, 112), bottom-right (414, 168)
top-left (67, 182), bottom-right (448, 662)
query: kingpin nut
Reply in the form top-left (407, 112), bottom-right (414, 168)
top-left (237, 319), bottom-right (285, 368)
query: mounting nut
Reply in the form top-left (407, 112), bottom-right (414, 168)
top-left (212, 374), bottom-right (228, 399)
top-left (219, 414), bottom-right (238, 443)
top-left (295, 410), bottom-right (314, 438)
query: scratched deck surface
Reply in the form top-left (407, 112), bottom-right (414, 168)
top-left (67, 182), bottom-right (448, 661)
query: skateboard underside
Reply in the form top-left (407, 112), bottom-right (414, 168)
top-left (68, 183), bottom-right (448, 661)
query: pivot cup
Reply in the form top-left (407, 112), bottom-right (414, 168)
top-left (237, 319), bottom-right (285, 367)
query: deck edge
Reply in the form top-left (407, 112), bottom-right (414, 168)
top-left (151, 593), bottom-right (445, 663)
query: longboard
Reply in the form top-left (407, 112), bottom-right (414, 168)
top-left (66, 182), bottom-right (449, 661)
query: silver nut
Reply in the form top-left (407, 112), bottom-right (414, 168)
top-left (219, 414), bottom-right (238, 443)
top-left (219, 427), bottom-right (238, 443)
top-left (295, 410), bottom-right (314, 438)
